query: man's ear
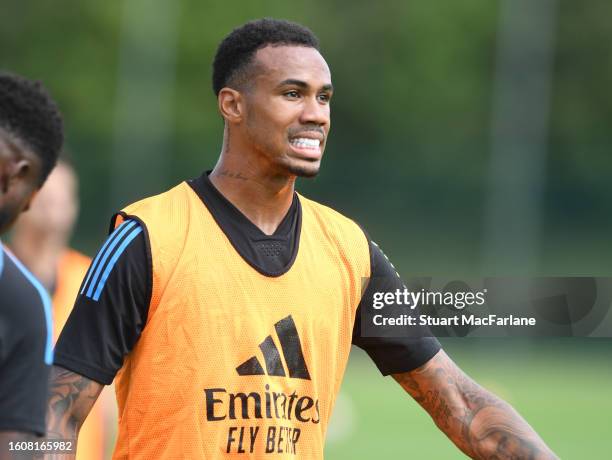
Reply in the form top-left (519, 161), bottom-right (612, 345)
top-left (0, 159), bottom-right (9, 194)
top-left (218, 88), bottom-right (245, 124)
top-left (11, 158), bottom-right (33, 180)
top-left (1, 158), bottom-right (32, 194)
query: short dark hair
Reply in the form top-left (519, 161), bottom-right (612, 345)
top-left (0, 72), bottom-right (64, 184)
top-left (212, 18), bottom-right (320, 96)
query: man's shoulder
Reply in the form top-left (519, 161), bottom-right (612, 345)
top-left (1, 248), bottom-right (48, 308)
top-left (121, 181), bottom-right (192, 216)
top-left (297, 193), bottom-right (368, 245)
top-left (115, 181), bottom-right (197, 237)
top-left (0, 248), bottom-right (50, 338)
top-left (113, 181), bottom-right (197, 263)
top-left (297, 193), bottom-right (358, 227)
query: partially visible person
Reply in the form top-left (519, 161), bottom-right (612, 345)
top-left (11, 160), bottom-right (88, 338)
top-left (11, 159), bottom-right (115, 460)
top-left (0, 71), bottom-right (63, 459)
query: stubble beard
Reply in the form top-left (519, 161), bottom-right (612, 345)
top-left (245, 127), bottom-right (323, 179)
top-left (285, 159), bottom-right (321, 178)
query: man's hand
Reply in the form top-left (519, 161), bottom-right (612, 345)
top-left (45, 365), bottom-right (103, 460)
top-left (393, 350), bottom-right (558, 459)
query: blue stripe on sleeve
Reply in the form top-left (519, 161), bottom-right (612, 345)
top-left (0, 244), bottom-right (4, 278)
top-left (4, 250), bottom-right (54, 365)
top-left (85, 220), bottom-right (137, 298)
top-left (92, 226), bottom-right (143, 301)
top-left (80, 220), bottom-right (137, 295)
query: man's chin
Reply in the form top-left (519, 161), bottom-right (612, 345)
top-left (288, 162), bottom-right (320, 178)
top-left (283, 157), bottom-right (322, 178)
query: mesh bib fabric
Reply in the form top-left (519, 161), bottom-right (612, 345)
top-left (111, 183), bottom-right (370, 459)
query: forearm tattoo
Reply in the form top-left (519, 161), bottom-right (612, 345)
top-left (393, 351), bottom-right (558, 460)
top-left (45, 366), bottom-right (102, 460)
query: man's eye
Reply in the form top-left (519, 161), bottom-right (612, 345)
top-left (285, 90), bottom-right (300, 98)
top-left (318, 93), bottom-right (331, 103)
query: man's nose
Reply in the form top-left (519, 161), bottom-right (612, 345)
top-left (300, 96), bottom-right (329, 126)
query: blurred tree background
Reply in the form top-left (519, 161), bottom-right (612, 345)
top-left (3, 0), bottom-right (611, 275)
top-left (2, 0), bottom-right (611, 458)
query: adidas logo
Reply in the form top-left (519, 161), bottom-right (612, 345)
top-left (236, 315), bottom-right (311, 380)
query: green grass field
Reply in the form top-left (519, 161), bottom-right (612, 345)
top-left (325, 339), bottom-right (612, 459)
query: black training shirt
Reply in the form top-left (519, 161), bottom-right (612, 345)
top-left (55, 173), bottom-right (440, 384)
top-left (0, 243), bottom-right (53, 436)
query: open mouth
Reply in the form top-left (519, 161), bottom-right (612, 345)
top-left (289, 137), bottom-right (321, 150)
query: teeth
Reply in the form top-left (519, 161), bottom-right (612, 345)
top-left (290, 138), bottom-right (320, 149)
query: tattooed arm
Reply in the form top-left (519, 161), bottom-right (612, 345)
top-left (45, 365), bottom-right (103, 460)
top-left (393, 350), bottom-right (558, 459)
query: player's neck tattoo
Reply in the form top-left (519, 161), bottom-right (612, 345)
top-left (218, 169), bottom-right (249, 181)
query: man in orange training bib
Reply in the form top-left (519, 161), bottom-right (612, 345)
top-left (47, 19), bottom-right (557, 459)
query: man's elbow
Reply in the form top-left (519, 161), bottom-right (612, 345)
top-left (474, 436), bottom-right (558, 460)
top-left (467, 407), bottom-right (559, 460)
